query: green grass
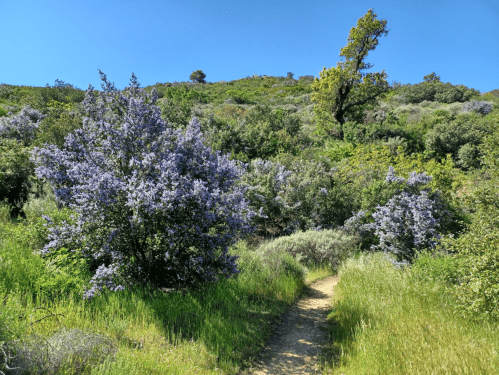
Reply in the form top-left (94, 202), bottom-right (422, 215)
top-left (0, 219), bottom-right (320, 374)
top-left (321, 253), bottom-right (499, 375)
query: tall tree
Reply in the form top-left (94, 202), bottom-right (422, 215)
top-left (311, 9), bottom-right (390, 139)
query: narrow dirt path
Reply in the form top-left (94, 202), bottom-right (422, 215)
top-left (249, 275), bottom-right (338, 375)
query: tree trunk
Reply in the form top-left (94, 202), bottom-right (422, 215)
top-left (334, 110), bottom-right (346, 140)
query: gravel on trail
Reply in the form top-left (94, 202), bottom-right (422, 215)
top-left (249, 275), bottom-right (338, 375)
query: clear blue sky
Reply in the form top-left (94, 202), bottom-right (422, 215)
top-left (2, 0), bottom-right (498, 92)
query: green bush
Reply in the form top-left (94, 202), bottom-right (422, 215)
top-left (441, 124), bottom-right (499, 320)
top-left (256, 229), bottom-right (359, 270)
top-left (242, 158), bottom-right (358, 241)
top-left (397, 80), bottom-right (479, 104)
top-left (0, 139), bottom-right (34, 215)
top-left (22, 181), bottom-right (59, 221)
top-left (424, 112), bottom-right (491, 167)
top-left (35, 107), bottom-right (84, 149)
top-left (0, 104), bottom-right (7, 117)
top-left (206, 104), bottom-right (303, 162)
top-left (157, 97), bottom-right (193, 129)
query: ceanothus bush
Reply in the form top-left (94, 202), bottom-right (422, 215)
top-left (462, 100), bottom-right (493, 115)
top-left (370, 167), bottom-right (447, 263)
top-left (31, 70), bottom-right (255, 299)
top-left (344, 167), bottom-right (448, 264)
top-left (0, 105), bottom-right (46, 145)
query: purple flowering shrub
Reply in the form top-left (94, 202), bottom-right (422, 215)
top-left (461, 100), bottom-right (493, 115)
top-left (0, 105), bottom-right (46, 145)
top-left (345, 167), bottom-right (448, 263)
top-left (30, 71), bottom-right (255, 299)
top-left (371, 167), bottom-right (447, 262)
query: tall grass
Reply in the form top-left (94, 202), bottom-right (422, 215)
top-left (322, 253), bottom-right (499, 374)
top-left (0, 226), bottom-right (311, 374)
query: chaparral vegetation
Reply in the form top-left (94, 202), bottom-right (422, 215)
top-left (1, 8), bottom-right (499, 375)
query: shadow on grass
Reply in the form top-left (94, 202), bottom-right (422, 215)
top-left (99, 276), bottom-right (302, 370)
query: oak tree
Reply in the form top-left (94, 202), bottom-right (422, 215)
top-left (189, 69), bottom-right (206, 84)
top-left (311, 9), bottom-right (390, 139)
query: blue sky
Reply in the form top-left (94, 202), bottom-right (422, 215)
top-left (1, 0), bottom-right (498, 92)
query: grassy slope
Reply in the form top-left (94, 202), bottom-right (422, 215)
top-left (321, 253), bottom-right (499, 374)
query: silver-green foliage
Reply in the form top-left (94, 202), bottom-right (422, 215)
top-left (0, 328), bottom-right (116, 375)
top-left (256, 229), bottom-right (359, 270)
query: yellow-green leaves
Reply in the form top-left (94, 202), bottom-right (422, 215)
top-left (311, 9), bottom-right (390, 138)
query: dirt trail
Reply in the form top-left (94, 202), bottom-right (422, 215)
top-left (249, 276), bottom-right (338, 375)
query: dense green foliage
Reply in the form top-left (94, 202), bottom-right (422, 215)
top-left (189, 69), bottom-right (207, 84)
top-left (396, 74), bottom-right (480, 104)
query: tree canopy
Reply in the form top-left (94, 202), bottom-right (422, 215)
top-left (189, 70), bottom-right (207, 84)
top-left (311, 9), bottom-right (390, 139)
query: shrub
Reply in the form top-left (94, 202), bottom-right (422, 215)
top-left (0, 105), bottom-right (7, 117)
top-left (157, 97), bottom-right (192, 129)
top-left (444, 125), bottom-right (499, 320)
top-left (396, 79), bottom-right (479, 104)
top-left (206, 104), bottom-right (302, 162)
top-left (0, 139), bottom-right (34, 215)
top-left (242, 158), bottom-right (357, 241)
top-left (336, 143), bottom-right (464, 211)
top-left (0, 84), bottom-right (15, 100)
top-left (457, 142), bottom-right (481, 169)
top-left (434, 85), bottom-right (462, 103)
top-left (0, 328), bottom-right (116, 375)
top-left (0, 105), bottom-right (45, 145)
top-left (424, 112), bottom-right (491, 167)
top-left (461, 100), bottom-right (493, 115)
top-left (22, 181), bottom-right (59, 221)
top-left (363, 167), bottom-right (448, 263)
top-left (256, 229), bottom-right (359, 270)
top-left (299, 75), bottom-right (314, 81)
top-left (441, 211), bottom-right (499, 320)
top-left (35, 80), bottom-right (86, 109)
top-left (31, 71), bottom-right (255, 299)
top-left (35, 107), bottom-right (84, 149)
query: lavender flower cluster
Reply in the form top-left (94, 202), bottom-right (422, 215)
top-left (344, 167), bottom-right (447, 263)
top-left (0, 105), bottom-right (45, 145)
top-left (370, 167), bottom-right (445, 262)
top-left (461, 100), bottom-right (493, 115)
top-left (31, 71), bottom-right (255, 298)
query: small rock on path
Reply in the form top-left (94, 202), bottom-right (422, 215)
top-left (250, 275), bottom-right (338, 375)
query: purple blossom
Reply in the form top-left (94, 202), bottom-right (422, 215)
top-left (371, 167), bottom-right (447, 262)
top-left (0, 105), bottom-right (45, 145)
top-left (462, 100), bottom-right (493, 115)
top-left (31, 71), bottom-right (255, 298)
